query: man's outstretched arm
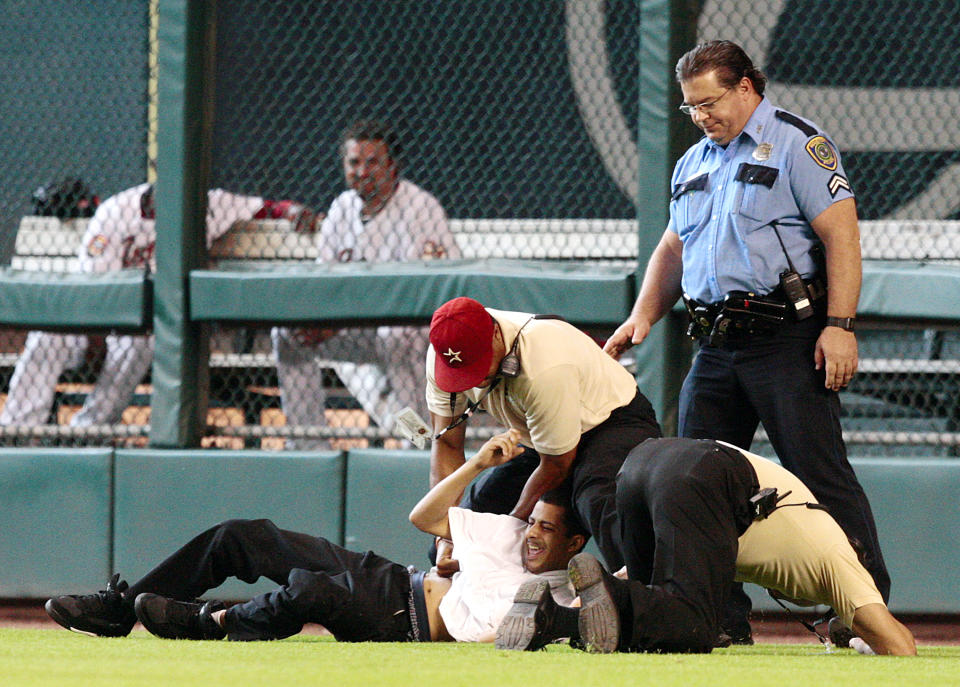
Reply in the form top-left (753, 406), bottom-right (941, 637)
top-left (410, 429), bottom-right (524, 539)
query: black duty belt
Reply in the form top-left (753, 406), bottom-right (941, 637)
top-left (684, 278), bottom-right (825, 346)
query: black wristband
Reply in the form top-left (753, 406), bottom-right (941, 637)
top-left (825, 316), bottom-right (855, 332)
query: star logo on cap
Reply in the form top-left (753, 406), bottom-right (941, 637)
top-left (443, 348), bottom-right (463, 363)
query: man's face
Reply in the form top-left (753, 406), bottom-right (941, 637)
top-left (521, 501), bottom-right (581, 574)
top-left (680, 71), bottom-right (754, 146)
top-left (342, 138), bottom-right (397, 202)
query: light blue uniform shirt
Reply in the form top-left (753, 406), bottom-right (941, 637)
top-left (668, 97), bottom-right (854, 304)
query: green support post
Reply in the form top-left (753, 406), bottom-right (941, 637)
top-left (633, 0), bottom-right (699, 436)
top-left (150, 0), bottom-right (214, 447)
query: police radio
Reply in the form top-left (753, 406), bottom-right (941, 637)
top-left (770, 221), bottom-right (814, 320)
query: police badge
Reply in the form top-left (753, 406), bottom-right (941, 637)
top-left (753, 143), bottom-right (773, 161)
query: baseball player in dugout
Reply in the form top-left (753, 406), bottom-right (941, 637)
top-left (0, 182), bottom-right (310, 429)
top-left (603, 40), bottom-right (888, 648)
top-left (425, 296), bottom-right (661, 577)
top-left (272, 119), bottom-right (459, 449)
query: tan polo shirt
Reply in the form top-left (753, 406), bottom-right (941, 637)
top-left (728, 442), bottom-right (885, 627)
top-left (426, 308), bottom-right (638, 455)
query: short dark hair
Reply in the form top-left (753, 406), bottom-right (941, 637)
top-left (675, 40), bottom-right (767, 96)
top-left (339, 119), bottom-right (403, 169)
top-left (539, 487), bottom-right (590, 541)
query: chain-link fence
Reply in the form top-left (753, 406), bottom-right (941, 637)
top-left (1, 1), bottom-right (958, 454)
top-left (202, 0), bottom-right (641, 449)
top-left (0, 0), bottom-right (152, 447)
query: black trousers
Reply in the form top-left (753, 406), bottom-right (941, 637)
top-left (679, 314), bottom-right (890, 629)
top-left (614, 438), bottom-right (757, 653)
top-left (126, 519), bottom-right (413, 642)
top-left (461, 390), bottom-right (661, 571)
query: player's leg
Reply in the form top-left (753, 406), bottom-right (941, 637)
top-left (0, 332), bottom-right (87, 425)
top-left (271, 326), bottom-right (330, 449)
top-left (71, 333), bottom-right (154, 426)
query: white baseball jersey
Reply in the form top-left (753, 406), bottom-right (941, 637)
top-left (79, 183), bottom-right (264, 273)
top-left (274, 178), bottom-right (458, 448)
top-left (316, 179), bottom-right (457, 263)
top-left (1, 185), bottom-right (266, 427)
top-left (442, 507), bottom-right (575, 642)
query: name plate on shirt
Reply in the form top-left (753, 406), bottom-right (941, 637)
top-left (735, 163), bottom-right (780, 188)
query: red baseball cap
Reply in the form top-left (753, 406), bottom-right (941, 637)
top-left (430, 297), bottom-right (495, 392)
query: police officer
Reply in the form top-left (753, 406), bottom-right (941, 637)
top-left (604, 40), bottom-right (888, 644)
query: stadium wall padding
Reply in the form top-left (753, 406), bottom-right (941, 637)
top-left (189, 260), bottom-right (638, 327)
top-left (1, 448), bottom-right (959, 613)
top-left (0, 449), bottom-right (113, 596)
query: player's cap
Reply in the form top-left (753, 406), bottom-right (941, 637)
top-left (430, 297), bottom-right (495, 392)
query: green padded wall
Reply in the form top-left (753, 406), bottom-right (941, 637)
top-left (0, 270), bottom-right (150, 330)
top-left (0, 449), bottom-right (112, 596)
top-left (854, 458), bottom-right (960, 612)
top-left (344, 450), bottom-right (435, 569)
top-left (190, 260), bottom-right (636, 327)
top-left (113, 450), bottom-right (344, 600)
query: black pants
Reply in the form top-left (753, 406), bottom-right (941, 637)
top-left (461, 390), bottom-right (661, 571)
top-left (614, 438), bottom-right (757, 653)
top-left (126, 519), bottom-right (413, 642)
top-left (679, 315), bottom-right (890, 631)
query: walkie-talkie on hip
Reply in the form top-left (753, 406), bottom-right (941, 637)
top-left (770, 220), bottom-right (814, 320)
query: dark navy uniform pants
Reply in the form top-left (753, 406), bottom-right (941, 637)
top-left (678, 314), bottom-right (890, 629)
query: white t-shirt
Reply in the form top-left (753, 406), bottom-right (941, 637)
top-left (316, 178), bottom-right (459, 263)
top-left (440, 507), bottom-right (576, 642)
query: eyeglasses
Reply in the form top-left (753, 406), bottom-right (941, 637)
top-left (678, 86), bottom-right (733, 116)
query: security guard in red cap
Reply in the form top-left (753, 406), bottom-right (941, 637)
top-left (425, 296), bottom-right (661, 573)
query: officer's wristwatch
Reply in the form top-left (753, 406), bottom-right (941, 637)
top-left (825, 316), bottom-right (856, 332)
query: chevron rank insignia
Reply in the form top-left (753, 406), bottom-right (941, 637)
top-left (828, 173), bottom-right (851, 197)
top-left (805, 135), bottom-right (838, 171)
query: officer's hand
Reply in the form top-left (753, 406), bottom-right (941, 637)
top-left (815, 327), bottom-right (858, 391)
top-left (603, 317), bottom-right (650, 359)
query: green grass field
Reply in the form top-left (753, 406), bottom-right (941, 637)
top-left (2, 629), bottom-right (958, 687)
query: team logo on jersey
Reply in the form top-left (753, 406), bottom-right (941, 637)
top-left (828, 173), bottom-right (851, 197)
top-left (805, 136), bottom-right (838, 171)
top-left (753, 143), bottom-right (773, 161)
top-left (86, 234), bottom-right (109, 257)
top-left (422, 241), bottom-right (446, 259)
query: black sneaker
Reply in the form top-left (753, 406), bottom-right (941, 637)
top-left (716, 625), bottom-right (754, 647)
top-left (134, 594), bottom-right (226, 640)
top-left (567, 553), bottom-right (620, 653)
top-left (44, 573), bottom-right (136, 637)
top-left (496, 578), bottom-right (569, 651)
top-left (828, 616), bottom-right (856, 648)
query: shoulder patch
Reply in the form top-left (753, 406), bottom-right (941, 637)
top-left (805, 136), bottom-right (839, 171)
top-left (775, 110), bottom-right (818, 137)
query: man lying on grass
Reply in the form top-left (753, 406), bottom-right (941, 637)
top-left (45, 429), bottom-right (586, 643)
top-left (496, 438), bottom-right (916, 656)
